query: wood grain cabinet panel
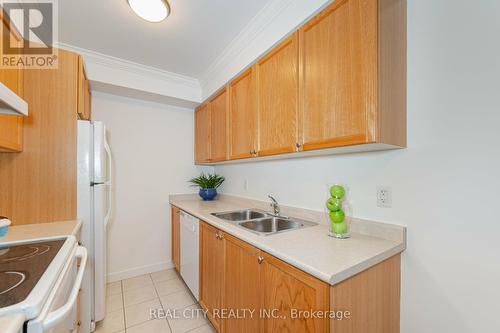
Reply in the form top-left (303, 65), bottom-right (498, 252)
top-left (261, 253), bottom-right (329, 333)
top-left (223, 234), bottom-right (262, 333)
top-left (0, 49), bottom-right (79, 225)
top-left (0, 10), bottom-right (24, 152)
top-left (76, 56), bottom-right (91, 120)
top-left (194, 104), bottom-right (210, 163)
top-left (171, 207), bottom-right (180, 272)
top-left (199, 221), bottom-right (224, 331)
top-left (228, 68), bottom-right (257, 160)
top-left (209, 88), bottom-right (229, 162)
top-left (330, 255), bottom-right (401, 333)
top-left (256, 33), bottom-right (299, 156)
top-left (299, 0), bottom-right (378, 150)
top-left (83, 78), bottom-right (92, 120)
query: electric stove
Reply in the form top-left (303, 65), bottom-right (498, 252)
top-left (0, 240), bottom-right (65, 308)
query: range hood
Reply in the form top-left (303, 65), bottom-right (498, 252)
top-left (0, 82), bottom-right (28, 116)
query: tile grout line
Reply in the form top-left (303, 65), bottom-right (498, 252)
top-left (151, 272), bottom-right (174, 333)
top-left (120, 280), bottom-right (126, 333)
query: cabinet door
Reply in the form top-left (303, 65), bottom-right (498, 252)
top-left (261, 253), bottom-right (329, 333)
top-left (256, 33), bottom-right (299, 156)
top-left (0, 12), bottom-right (24, 152)
top-left (209, 88), bottom-right (228, 162)
top-left (223, 234), bottom-right (262, 333)
top-left (199, 221), bottom-right (224, 331)
top-left (171, 207), bottom-right (180, 272)
top-left (299, 0), bottom-right (377, 150)
top-left (228, 67), bottom-right (257, 160)
top-left (194, 104), bottom-right (210, 163)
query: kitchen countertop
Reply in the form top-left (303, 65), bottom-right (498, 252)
top-left (0, 219), bottom-right (82, 244)
top-left (170, 194), bottom-right (406, 285)
top-left (0, 219), bottom-right (82, 333)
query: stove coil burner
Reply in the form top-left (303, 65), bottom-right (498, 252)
top-left (0, 271), bottom-right (26, 295)
top-left (0, 245), bottom-right (51, 263)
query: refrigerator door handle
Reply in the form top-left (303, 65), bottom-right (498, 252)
top-left (103, 137), bottom-right (113, 227)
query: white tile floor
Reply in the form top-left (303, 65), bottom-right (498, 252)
top-left (95, 269), bottom-right (216, 333)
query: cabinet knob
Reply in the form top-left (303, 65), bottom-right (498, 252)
top-left (250, 149), bottom-right (257, 156)
top-left (215, 232), bottom-right (220, 239)
top-left (295, 142), bottom-right (302, 150)
top-left (219, 232), bottom-right (224, 240)
top-left (258, 256), bottom-right (264, 264)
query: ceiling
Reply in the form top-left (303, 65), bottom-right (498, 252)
top-left (58, 0), bottom-right (271, 78)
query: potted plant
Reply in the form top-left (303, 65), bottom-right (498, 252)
top-left (189, 173), bottom-right (225, 201)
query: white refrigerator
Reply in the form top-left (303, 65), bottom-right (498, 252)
top-left (77, 120), bottom-right (113, 333)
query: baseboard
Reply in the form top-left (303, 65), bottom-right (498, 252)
top-left (107, 260), bottom-right (174, 283)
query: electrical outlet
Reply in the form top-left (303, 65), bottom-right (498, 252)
top-left (377, 186), bottom-right (392, 208)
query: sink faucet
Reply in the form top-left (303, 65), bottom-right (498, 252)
top-left (268, 195), bottom-right (280, 216)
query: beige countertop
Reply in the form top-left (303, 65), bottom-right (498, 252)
top-left (170, 194), bottom-right (406, 285)
top-left (0, 219), bottom-right (82, 244)
top-left (0, 219), bottom-right (82, 332)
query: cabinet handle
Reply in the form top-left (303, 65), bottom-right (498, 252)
top-left (257, 256), bottom-right (264, 264)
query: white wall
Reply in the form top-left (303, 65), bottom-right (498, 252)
top-left (215, 0), bottom-right (500, 332)
top-left (92, 92), bottom-right (210, 281)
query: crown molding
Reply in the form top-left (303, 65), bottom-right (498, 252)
top-left (198, 0), bottom-right (295, 92)
top-left (198, 0), bottom-right (331, 99)
top-left (57, 42), bottom-right (202, 103)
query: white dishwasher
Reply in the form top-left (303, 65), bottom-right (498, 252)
top-left (179, 211), bottom-right (200, 300)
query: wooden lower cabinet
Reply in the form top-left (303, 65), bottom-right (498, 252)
top-left (223, 234), bottom-right (262, 333)
top-left (330, 255), bottom-right (401, 333)
top-left (197, 219), bottom-right (401, 333)
top-left (199, 221), bottom-right (224, 331)
top-left (199, 220), bottom-right (329, 333)
top-left (261, 253), bottom-right (329, 333)
top-left (171, 207), bottom-right (180, 272)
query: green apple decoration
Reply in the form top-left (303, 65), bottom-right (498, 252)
top-left (330, 185), bottom-right (345, 200)
top-left (326, 184), bottom-right (349, 237)
top-left (326, 198), bottom-right (342, 212)
top-left (332, 221), bottom-right (348, 234)
top-left (329, 210), bottom-right (345, 223)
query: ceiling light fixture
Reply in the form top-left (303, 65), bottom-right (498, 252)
top-left (127, 0), bottom-right (170, 23)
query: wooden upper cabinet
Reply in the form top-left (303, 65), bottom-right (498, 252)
top-left (194, 104), bottom-right (210, 163)
top-left (199, 221), bottom-right (224, 331)
top-left (256, 33), bottom-right (299, 156)
top-left (0, 10), bottom-right (24, 152)
top-left (299, 0), bottom-right (378, 150)
top-left (262, 253), bottom-right (329, 333)
top-left (209, 88), bottom-right (228, 162)
top-left (228, 67), bottom-right (257, 160)
top-left (223, 234), bottom-right (262, 333)
top-left (193, 0), bottom-right (406, 163)
top-left (171, 207), bottom-right (180, 272)
top-left (76, 56), bottom-right (91, 120)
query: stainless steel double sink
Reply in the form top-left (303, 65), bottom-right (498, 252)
top-left (211, 209), bottom-right (317, 236)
